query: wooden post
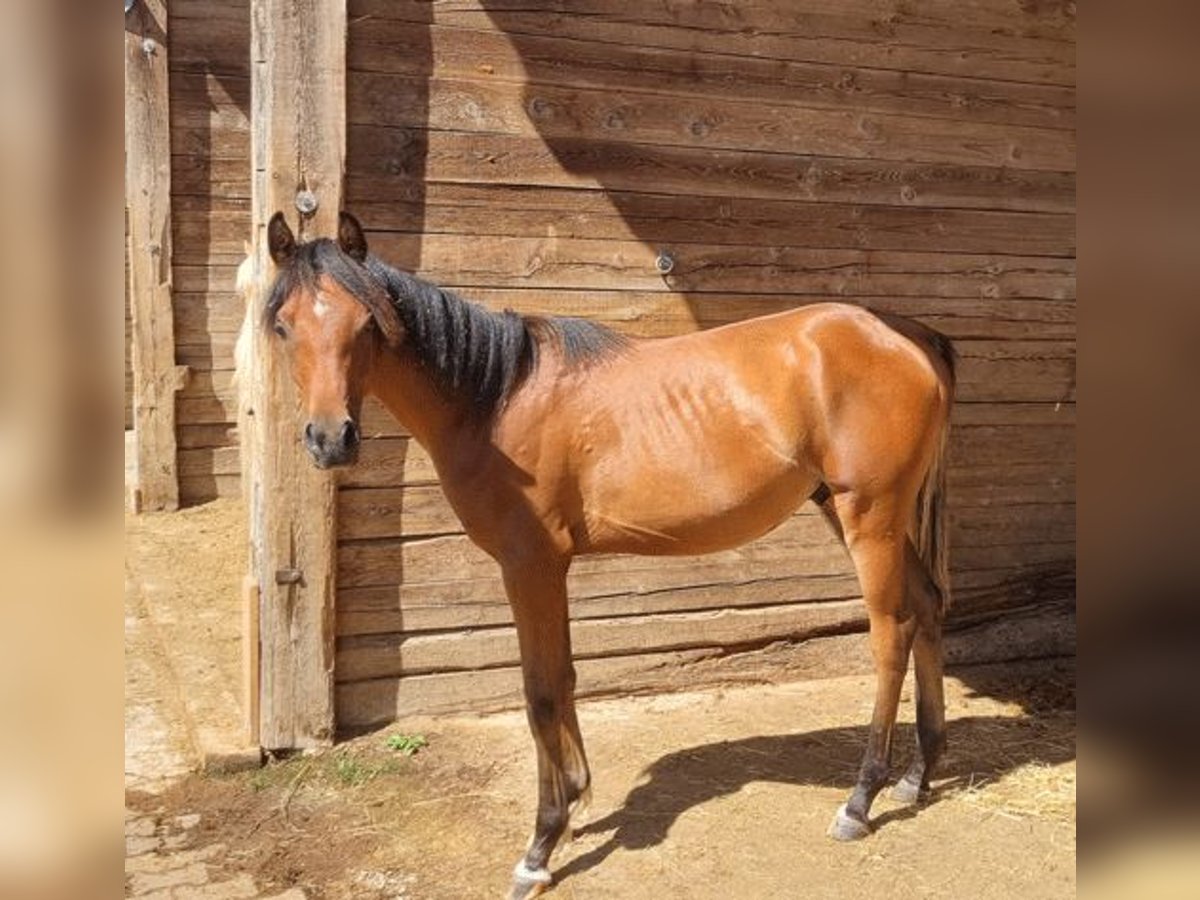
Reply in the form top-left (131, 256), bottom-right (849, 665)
top-left (245, 0), bottom-right (345, 748)
top-left (125, 0), bottom-right (183, 512)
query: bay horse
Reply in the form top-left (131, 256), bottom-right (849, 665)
top-left (264, 212), bottom-right (955, 899)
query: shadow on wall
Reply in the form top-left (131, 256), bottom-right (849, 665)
top-left (474, 3), bottom-right (1077, 328)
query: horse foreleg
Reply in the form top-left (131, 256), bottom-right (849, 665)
top-left (891, 541), bottom-right (947, 804)
top-left (503, 560), bottom-right (592, 900)
top-left (829, 510), bottom-right (917, 841)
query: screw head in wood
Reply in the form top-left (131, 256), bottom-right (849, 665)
top-left (295, 191), bottom-right (319, 216)
top-left (655, 250), bottom-right (676, 275)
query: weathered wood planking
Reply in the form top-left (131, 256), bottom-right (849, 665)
top-left (170, 0), bottom-right (251, 76)
top-left (126, 0), bottom-right (184, 511)
top-left (336, 561), bottom-right (1075, 636)
top-left (348, 19), bottom-right (1075, 131)
top-left (335, 568), bottom-right (1078, 683)
top-left (348, 128), bottom-right (1076, 214)
top-left (336, 601), bottom-right (1077, 728)
top-left (351, 185), bottom-right (1075, 257)
top-left (368, 234), bottom-right (1074, 298)
top-left (168, 1), bottom-right (251, 501)
top-left (338, 599), bottom-right (870, 681)
top-left (349, 72), bottom-right (1074, 173)
top-left (350, 0), bottom-right (1075, 85)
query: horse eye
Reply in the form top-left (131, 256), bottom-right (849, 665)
top-left (273, 321), bottom-right (288, 339)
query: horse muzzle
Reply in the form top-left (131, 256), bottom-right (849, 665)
top-left (303, 418), bottom-right (361, 469)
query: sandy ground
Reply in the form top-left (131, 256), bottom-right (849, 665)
top-left (125, 499), bottom-right (1076, 900)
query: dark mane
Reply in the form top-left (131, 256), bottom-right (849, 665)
top-left (363, 256), bottom-right (628, 414)
top-left (266, 239), bottom-right (628, 416)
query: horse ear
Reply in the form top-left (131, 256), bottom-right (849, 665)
top-left (338, 211), bottom-right (369, 262)
top-left (267, 212), bottom-right (296, 266)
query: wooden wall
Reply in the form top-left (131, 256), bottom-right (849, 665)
top-left (333, 1), bottom-right (1076, 728)
top-left (169, 0), bottom-right (250, 504)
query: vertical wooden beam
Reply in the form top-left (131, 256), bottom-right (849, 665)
top-left (125, 0), bottom-right (182, 512)
top-left (246, 0), bottom-right (345, 748)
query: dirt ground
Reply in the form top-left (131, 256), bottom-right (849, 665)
top-left (125, 500), bottom-right (1075, 900)
top-left (125, 498), bottom-right (250, 791)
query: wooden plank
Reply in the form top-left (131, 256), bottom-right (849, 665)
top-left (337, 647), bottom-right (718, 726)
top-left (242, 575), bottom-right (260, 745)
top-left (180, 473), bottom-right (241, 505)
top-left (351, 0), bottom-right (1078, 45)
top-left (347, 128), bottom-right (1076, 214)
top-left (368, 233), bottom-right (1075, 299)
top-left (335, 563), bottom-right (1076, 683)
top-left (172, 195), bottom-right (252, 267)
top-left (171, 120), bottom-right (250, 161)
top-left (169, 0), bottom-right (251, 77)
top-left (179, 446), bottom-right (241, 478)
top-left (246, 0), bottom-right (345, 749)
top-left (172, 156), bottom-right (252, 199)
top-left (175, 292), bottom-right (246, 337)
top-left (339, 437), bottom-right (433, 486)
top-left (352, 185), bottom-right (1076, 257)
top-left (178, 423), bottom-right (240, 450)
top-left (179, 367), bottom-right (236, 400)
top-left (348, 19), bottom-right (1076, 131)
top-left (169, 70), bottom-right (250, 133)
top-left (348, 72), bottom-right (1075, 172)
top-left (339, 571), bottom-right (862, 635)
top-left (335, 598), bottom-right (869, 680)
top-left (174, 263), bottom-right (240, 294)
top-left (126, 1), bottom-right (184, 511)
top-left (334, 601), bottom-right (1077, 728)
top-left (338, 288), bottom-right (1075, 348)
top-left (376, 288), bottom-right (1077, 343)
top-left (350, 0), bottom-right (1076, 86)
top-left (336, 561), bottom-right (1073, 636)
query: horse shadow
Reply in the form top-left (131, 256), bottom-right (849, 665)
top-left (557, 709), bottom-right (1075, 882)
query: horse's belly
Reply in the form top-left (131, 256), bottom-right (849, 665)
top-left (579, 463), bottom-right (818, 557)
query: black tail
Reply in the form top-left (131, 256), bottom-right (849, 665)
top-left (873, 311), bottom-right (956, 613)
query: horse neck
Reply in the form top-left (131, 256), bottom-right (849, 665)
top-left (366, 345), bottom-right (475, 457)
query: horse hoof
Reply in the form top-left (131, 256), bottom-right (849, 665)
top-left (827, 804), bottom-right (871, 842)
top-left (890, 776), bottom-right (928, 806)
top-left (508, 862), bottom-right (552, 900)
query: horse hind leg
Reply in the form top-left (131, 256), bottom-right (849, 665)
top-left (503, 560), bottom-right (592, 900)
top-left (822, 494), bottom-right (918, 841)
top-left (890, 540), bottom-right (947, 805)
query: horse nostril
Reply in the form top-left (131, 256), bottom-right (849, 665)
top-left (304, 422), bottom-right (318, 447)
top-left (340, 419), bottom-right (360, 449)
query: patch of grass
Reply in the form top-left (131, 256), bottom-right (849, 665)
top-left (335, 756), bottom-right (379, 787)
top-left (385, 733), bottom-right (428, 756)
